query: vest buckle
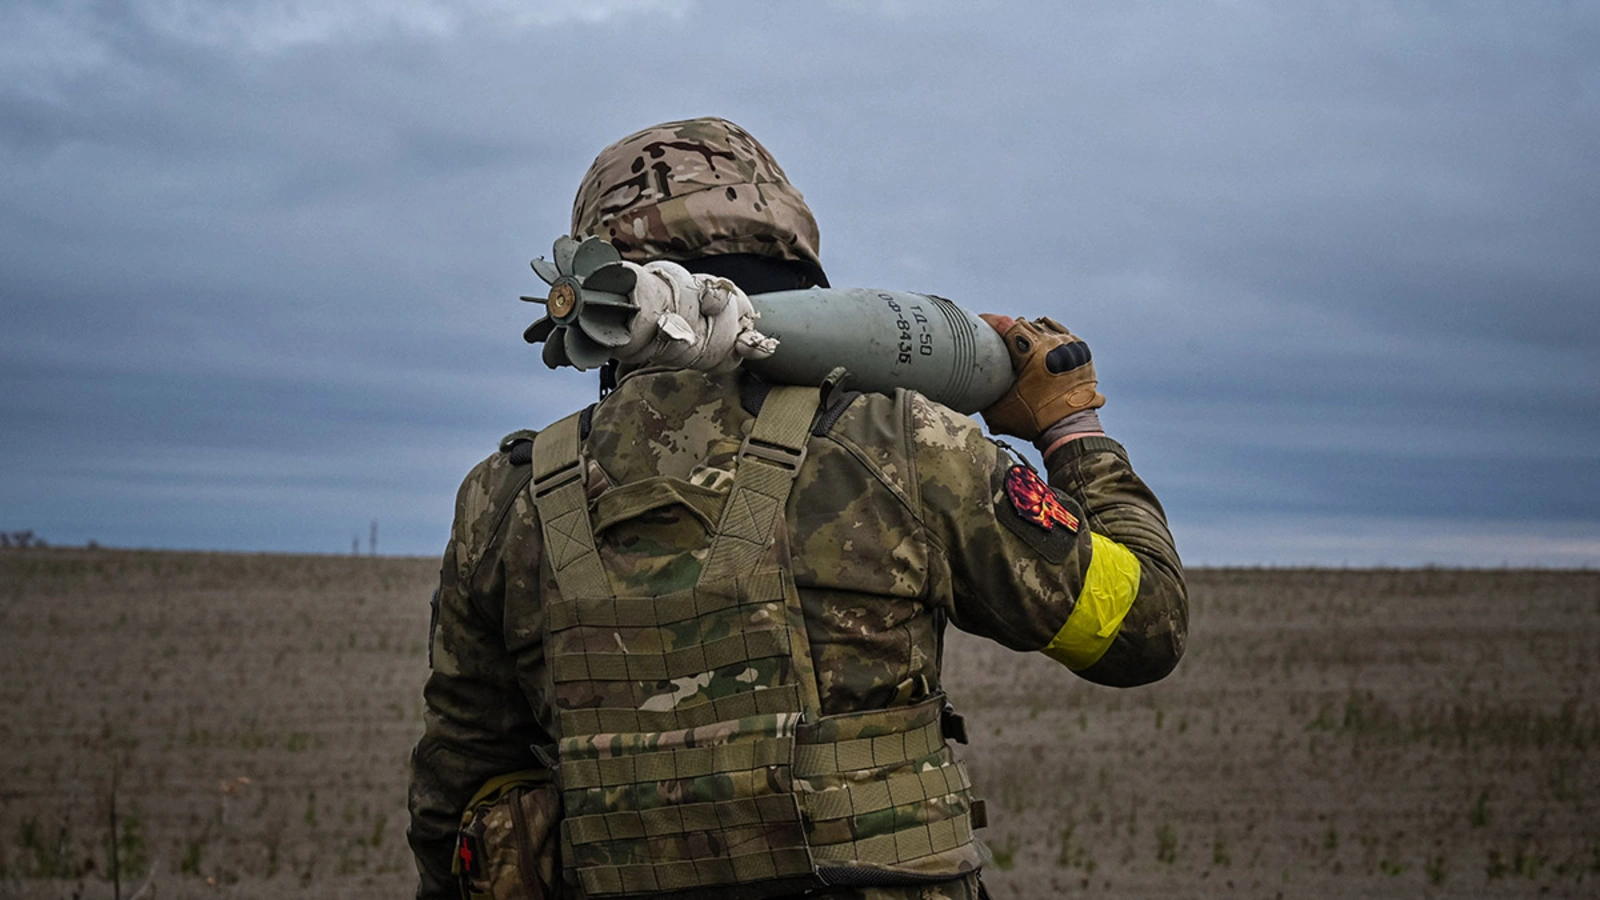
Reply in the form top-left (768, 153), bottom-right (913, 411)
top-left (739, 435), bottom-right (807, 474)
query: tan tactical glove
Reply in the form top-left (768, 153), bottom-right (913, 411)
top-left (979, 315), bottom-right (1106, 441)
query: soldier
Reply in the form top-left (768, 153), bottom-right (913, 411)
top-left (408, 117), bottom-right (1187, 900)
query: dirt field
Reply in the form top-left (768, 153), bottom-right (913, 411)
top-left (1, 550), bottom-right (1595, 898)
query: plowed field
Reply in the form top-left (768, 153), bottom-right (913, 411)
top-left (1, 551), bottom-right (1596, 898)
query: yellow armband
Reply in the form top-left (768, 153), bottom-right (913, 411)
top-left (1041, 533), bottom-right (1141, 670)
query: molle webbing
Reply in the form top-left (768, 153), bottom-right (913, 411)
top-left (813, 813), bottom-right (977, 867)
top-left (545, 569), bottom-right (803, 717)
top-left (566, 795), bottom-right (802, 845)
top-left (559, 684), bottom-right (805, 738)
top-left (803, 763), bottom-right (972, 824)
top-left (529, 386), bottom-right (984, 897)
top-left (561, 721), bottom-right (797, 792)
top-left (530, 412), bottom-right (611, 600)
top-left (532, 387), bottom-right (824, 897)
top-left (545, 571), bottom-right (786, 632)
top-left (792, 694), bottom-right (982, 877)
top-left (698, 386), bottom-right (817, 586)
top-left (549, 626), bottom-right (792, 685)
top-left (794, 715), bottom-right (945, 777)
top-left (576, 855), bottom-right (814, 898)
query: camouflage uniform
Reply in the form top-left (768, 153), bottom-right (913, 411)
top-left (409, 118), bottom-right (1187, 899)
top-left (410, 368), bottom-right (1186, 898)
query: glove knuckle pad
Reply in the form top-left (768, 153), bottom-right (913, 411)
top-left (1044, 341), bottom-right (1091, 374)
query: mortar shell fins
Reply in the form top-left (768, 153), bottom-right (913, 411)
top-left (541, 332), bottom-right (571, 369)
top-left (582, 261), bottom-right (637, 295)
top-left (576, 305), bottom-right (633, 347)
top-left (564, 326), bottom-right (611, 370)
top-left (571, 236), bottom-right (621, 278)
top-left (553, 235), bottom-right (580, 277)
top-left (530, 257), bottom-right (561, 286)
top-left (524, 316), bottom-right (556, 344)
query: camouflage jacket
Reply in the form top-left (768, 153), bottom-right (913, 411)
top-left (408, 368), bottom-right (1187, 899)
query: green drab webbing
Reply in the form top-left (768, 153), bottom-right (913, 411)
top-left (797, 692), bottom-right (943, 744)
top-left (697, 385), bottom-right (818, 587)
top-left (546, 570), bottom-right (786, 632)
top-left (551, 626), bottom-right (792, 685)
top-left (578, 848), bottom-right (814, 897)
top-left (567, 795), bottom-right (801, 846)
top-left (561, 736), bottom-right (795, 790)
top-left (557, 683), bottom-right (803, 737)
top-left (695, 385), bottom-right (825, 727)
top-left (792, 718), bottom-right (945, 776)
top-left (801, 759), bottom-right (972, 823)
top-left (808, 811), bottom-right (976, 865)
top-left (570, 823), bottom-right (809, 872)
top-left (538, 384), bottom-right (989, 891)
top-left (562, 769), bottom-right (800, 823)
top-left (559, 710), bottom-right (800, 762)
top-left (530, 411), bottom-right (612, 602)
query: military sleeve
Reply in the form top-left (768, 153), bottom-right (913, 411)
top-left (408, 451), bottom-right (545, 900)
top-left (909, 393), bottom-right (1186, 687)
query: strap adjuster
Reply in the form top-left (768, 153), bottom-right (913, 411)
top-left (739, 436), bottom-right (807, 474)
top-left (531, 460), bottom-right (583, 498)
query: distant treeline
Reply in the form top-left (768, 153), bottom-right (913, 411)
top-left (0, 530), bottom-right (49, 549)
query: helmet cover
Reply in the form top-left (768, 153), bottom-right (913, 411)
top-left (570, 117), bottom-right (823, 274)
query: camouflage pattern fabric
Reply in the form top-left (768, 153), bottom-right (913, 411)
top-left (456, 772), bottom-right (562, 899)
top-left (533, 387), bottom-right (985, 896)
top-left (534, 390), bottom-right (821, 896)
top-left (570, 117), bottom-right (824, 275)
top-left (409, 367), bottom-right (1188, 899)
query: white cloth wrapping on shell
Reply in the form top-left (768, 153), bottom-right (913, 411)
top-left (609, 261), bottom-right (778, 372)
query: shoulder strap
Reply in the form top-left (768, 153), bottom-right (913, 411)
top-left (529, 411), bottom-right (613, 601)
top-left (698, 384), bottom-right (820, 586)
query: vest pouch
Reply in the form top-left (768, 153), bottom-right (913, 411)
top-left (456, 770), bottom-right (563, 900)
top-left (794, 693), bottom-right (988, 885)
top-left (589, 477), bottom-right (726, 536)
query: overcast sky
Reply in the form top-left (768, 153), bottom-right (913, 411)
top-left (2, 1), bottom-right (1596, 565)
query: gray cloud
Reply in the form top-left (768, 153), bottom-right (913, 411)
top-left (2, 1), bottom-right (1596, 564)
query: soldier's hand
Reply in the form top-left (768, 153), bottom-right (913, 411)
top-left (978, 315), bottom-right (1105, 442)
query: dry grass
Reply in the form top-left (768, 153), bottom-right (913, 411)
top-left (0, 552), bottom-right (1596, 898)
top-left (0, 550), bottom-right (434, 898)
top-left (949, 568), bottom-right (1600, 898)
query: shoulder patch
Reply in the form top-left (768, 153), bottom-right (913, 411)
top-left (994, 464), bottom-right (1082, 564)
top-left (1004, 465), bottom-right (1079, 531)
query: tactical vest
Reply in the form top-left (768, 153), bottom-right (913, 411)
top-left (529, 385), bottom-right (986, 898)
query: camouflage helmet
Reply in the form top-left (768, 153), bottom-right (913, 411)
top-left (570, 117), bottom-right (823, 278)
